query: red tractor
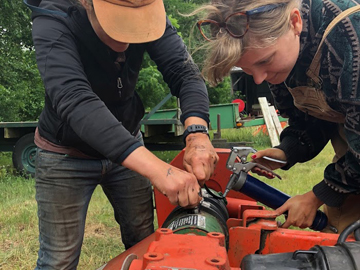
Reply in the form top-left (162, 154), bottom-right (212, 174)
top-left (97, 147), bottom-right (360, 270)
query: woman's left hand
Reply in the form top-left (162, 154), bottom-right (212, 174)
top-left (183, 133), bottom-right (219, 186)
top-left (250, 148), bottom-right (287, 179)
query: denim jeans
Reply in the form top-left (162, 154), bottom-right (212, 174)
top-left (34, 135), bottom-right (154, 270)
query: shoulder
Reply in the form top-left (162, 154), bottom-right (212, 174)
top-left (324, 0), bottom-right (360, 61)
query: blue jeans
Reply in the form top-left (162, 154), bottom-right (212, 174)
top-left (34, 137), bottom-right (154, 269)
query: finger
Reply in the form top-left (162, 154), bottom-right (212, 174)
top-left (252, 167), bottom-right (262, 174)
top-left (257, 169), bottom-right (274, 179)
top-left (251, 150), bottom-right (268, 160)
top-left (299, 224), bottom-right (309, 229)
top-left (198, 179), bottom-right (206, 187)
top-left (188, 187), bottom-right (201, 206)
top-left (252, 167), bottom-right (268, 177)
top-left (203, 161), bottom-right (213, 181)
top-left (213, 153), bottom-right (219, 165)
top-left (192, 162), bottom-right (208, 182)
top-left (274, 204), bottom-right (288, 216)
top-left (164, 192), bottom-right (179, 206)
top-left (265, 172), bottom-right (275, 179)
top-left (177, 189), bottom-right (189, 207)
top-left (281, 219), bottom-right (292, 229)
top-left (183, 162), bottom-right (194, 174)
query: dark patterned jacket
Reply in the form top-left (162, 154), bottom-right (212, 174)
top-left (271, 0), bottom-right (360, 207)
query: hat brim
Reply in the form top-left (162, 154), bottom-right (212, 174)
top-left (93, 0), bottom-right (166, 44)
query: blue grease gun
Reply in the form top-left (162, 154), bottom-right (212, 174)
top-left (223, 147), bottom-right (328, 231)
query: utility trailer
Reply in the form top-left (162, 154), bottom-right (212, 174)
top-left (141, 98), bottom-right (243, 150)
top-left (0, 103), bottom-right (243, 176)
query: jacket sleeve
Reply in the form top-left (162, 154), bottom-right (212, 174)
top-left (270, 83), bottom-right (334, 169)
top-left (145, 17), bottom-right (210, 125)
top-left (32, 16), bottom-right (141, 163)
top-left (313, 106), bottom-right (360, 207)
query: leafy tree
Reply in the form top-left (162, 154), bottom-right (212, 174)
top-left (135, 15), bottom-right (180, 111)
top-left (0, 0), bottom-right (44, 121)
top-left (0, 0), bottom-right (234, 123)
top-left (136, 1), bottom-right (234, 110)
top-left (164, 0), bottom-right (234, 104)
top-left (207, 77), bottom-right (233, 104)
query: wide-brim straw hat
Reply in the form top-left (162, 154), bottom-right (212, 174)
top-left (93, 0), bottom-right (166, 43)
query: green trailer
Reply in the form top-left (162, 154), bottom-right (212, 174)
top-left (0, 121), bottom-right (37, 177)
top-left (239, 116), bottom-right (288, 127)
top-left (0, 102), bottom-right (285, 176)
top-left (0, 103), bottom-right (241, 176)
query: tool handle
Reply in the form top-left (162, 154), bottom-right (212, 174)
top-left (240, 174), bottom-right (328, 231)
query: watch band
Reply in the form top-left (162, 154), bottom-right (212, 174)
top-left (183, 124), bottom-right (210, 144)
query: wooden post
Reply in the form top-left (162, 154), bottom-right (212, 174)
top-left (269, 105), bottom-right (283, 136)
top-left (258, 97), bottom-right (280, 147)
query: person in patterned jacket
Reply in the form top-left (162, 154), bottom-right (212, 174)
top-left (194, 0), bottom-right (360, 233)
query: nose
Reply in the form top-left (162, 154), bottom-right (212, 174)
top-left (252, 70), bottom-right (267, 85)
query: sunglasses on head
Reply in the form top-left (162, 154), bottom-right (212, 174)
top-left (197, 3), bottom-right (285, 41)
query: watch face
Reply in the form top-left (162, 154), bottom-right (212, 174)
top-left (187, 124), bottom-right (208, 133)
top-left (183, 124), bottom-right (210, 144)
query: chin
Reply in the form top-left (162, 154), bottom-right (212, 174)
top-left (267, 79), bottom-right (284, 84)
top-left (112, 46), bottom-right (129, 52)
top-left (267, 74), bottom-right (287, 85)
top-left (109, 43), bottom-right (129, 52)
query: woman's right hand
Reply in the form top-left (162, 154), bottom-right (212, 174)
top-left (274, 191), bottom-right (324, 229)
top-left (250, 148), bottom-right (287, 179)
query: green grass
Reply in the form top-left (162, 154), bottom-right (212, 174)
top-left (0, 127), bottom-right (335, 269)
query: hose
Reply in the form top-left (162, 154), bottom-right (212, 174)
top-left (337, 219), bottom-right (360, 243)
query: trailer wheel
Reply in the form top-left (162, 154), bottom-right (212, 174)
top-left (12, 133), bottom-right (37, 178)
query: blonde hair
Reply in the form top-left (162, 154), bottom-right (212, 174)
top-left (191, 0), bottom-right (301, 86)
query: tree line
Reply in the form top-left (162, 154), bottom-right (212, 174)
top-left (0, 0), bottom-right (233, 122)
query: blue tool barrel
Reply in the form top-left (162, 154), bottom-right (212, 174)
top-left (241, 174), bottom-right (328, 231)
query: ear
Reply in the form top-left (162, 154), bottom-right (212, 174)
top-left (80, 0), bottom-right (91, 10)
top-left (289, 8), bottom-right (303, 35)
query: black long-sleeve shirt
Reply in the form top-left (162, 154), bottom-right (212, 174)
top-left (26, 0), bottom-right (210, 163)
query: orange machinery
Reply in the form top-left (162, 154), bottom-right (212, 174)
top-left (99, 148), bottom-right (359, 270)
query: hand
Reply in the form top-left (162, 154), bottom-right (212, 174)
top-left (154, 164), bottom-right (202, 208)
top-left (183, 132), bottom-right (219, 186)
top-left (123, 146), bottom-right (202, 208)
top-left (251, 148), bottom-right (287, 179)
top-left (274, 191), bottom-right (324, 229)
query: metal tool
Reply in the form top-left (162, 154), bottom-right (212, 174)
top-left (223, 146), bottom-right (282, 197)
top-left (223, 146), bottom-right (328, 231)
top-left (262, 156), bottom-right (287, 164)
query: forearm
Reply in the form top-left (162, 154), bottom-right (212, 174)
top-left (184, 116), bottom-right (208, 127)
top-left (275, 118), bottom-right (334, 169)
top-left (122, 146), bottom-right (169, 186)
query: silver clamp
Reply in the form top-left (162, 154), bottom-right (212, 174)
top-left (223, 147), bottom-right (282, 197)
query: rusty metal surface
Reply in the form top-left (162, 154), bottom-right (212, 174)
top-left (128, 229), bottom-right (231, 270)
